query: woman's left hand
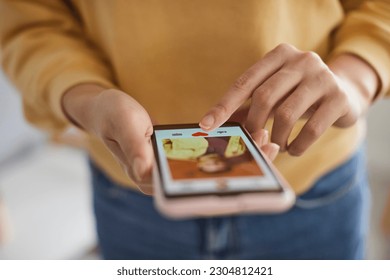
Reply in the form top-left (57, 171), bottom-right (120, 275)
top-left (200, 43), bottom-right (378, 156)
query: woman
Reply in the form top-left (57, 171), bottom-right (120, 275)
top-left (0, 0), bottom-right (389, 259)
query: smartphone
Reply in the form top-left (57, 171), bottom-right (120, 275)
top-left (152, 122), bottom-right (295, 218)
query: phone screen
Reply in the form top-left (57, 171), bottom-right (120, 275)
top-left (153, 123), bottom-right (283, 197)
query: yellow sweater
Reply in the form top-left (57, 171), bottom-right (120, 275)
top-left (1, 0), bottom-right (389, 194)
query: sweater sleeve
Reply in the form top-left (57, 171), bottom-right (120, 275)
top-left (0, 0), bottom-right (115, 133)
top-left (330, 0), bottom-right (390, 97)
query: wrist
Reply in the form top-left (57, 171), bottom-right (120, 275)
top-left (62, 83), bottom-right (108, 131)
top-left (328, 54), bottom-right (379, 113)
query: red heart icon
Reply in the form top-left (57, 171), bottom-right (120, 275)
top-left (192, 132), bottom-right (208, 137)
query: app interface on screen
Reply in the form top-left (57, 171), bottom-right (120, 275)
top-left (154, 126), bottom-right (280, 195)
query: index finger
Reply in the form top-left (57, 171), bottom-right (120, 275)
top-left (199, 44), bottom-right (289, 131)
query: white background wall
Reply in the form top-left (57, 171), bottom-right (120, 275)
top-left (0, 73), bottom-right (95, 259)
top-left (366, 100), bottom-right (390, 259)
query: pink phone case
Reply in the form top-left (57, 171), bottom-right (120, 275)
top-left (152, 123), bottom-right (295, 219)
top-left (152, 146), bottom-right (295, 219)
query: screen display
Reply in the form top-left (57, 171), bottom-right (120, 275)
top-left (154, 124), bottom-right (282, 196)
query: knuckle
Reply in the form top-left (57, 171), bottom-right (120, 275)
top-left (266, 43), bottom-right (295, 63)
top-left (330, 81), bottom-right (342, 95)
top-left (110, 103), bottom-right (135, 125)
top-left (312, 70), bottom-right (330, 90)
top-left (305, 121), bottom-right (323, 138)
top-left (319, 68), bottom-right (333, 82)
top-left (276, 43), bottom-right (294, 54)
top-left (273, 43), bottom-right (297, 59)
top-left (279, 68), bottom-right (301, 80)
top-left (334, 85), bottom-right (349, 101)
top-left (289, 145), bottom-right (305, 156)
top-left (301, 51), bottom-right (321, 64)
top-left (214, 103), bottom-right (229, 116)
top-left (326, 81), bottom-right (348, 104)
top-left (253, 87), bottom-right (273, 107)
top-left (233, 72), bottom-right (252, 91)
top-left (127, 108), bottom-right (140, 121)
top-left (121, 108), bottom-right (141, 127)
top-left (335, 89), bottom-right (349, 105)
top-left (275, 106), bottom-right (295, 125)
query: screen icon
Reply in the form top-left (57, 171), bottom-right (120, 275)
top-left (192, 132), bottom-right (208, 137)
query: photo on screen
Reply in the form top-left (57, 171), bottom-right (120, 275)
top-left (162, 136), bottom-right (264, 180)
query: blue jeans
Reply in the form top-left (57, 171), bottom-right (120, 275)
top-left (90, 146), bottom-right (370, 259)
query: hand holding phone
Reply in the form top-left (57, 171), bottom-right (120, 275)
top-left (62, 85), bottom-right (155, 194)
top-left (152, 122), bottom-right (295, 219)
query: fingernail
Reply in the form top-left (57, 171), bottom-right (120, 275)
top-left (132, 157), bottom-right (145, 182)
top-left (259, 130), bottom-right (269, 146)
top-left (269, 143), bottom-right (280, 160)
top-left (200, 114), bottom-right (215, 130)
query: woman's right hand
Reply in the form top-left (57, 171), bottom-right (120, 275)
top-left (62, 84), bottom-right (280, 196)
top-left (62, 84), bottom-right (155, 194)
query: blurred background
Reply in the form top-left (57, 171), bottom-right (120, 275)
top-left (0, 70), bottom-right (389, 259)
